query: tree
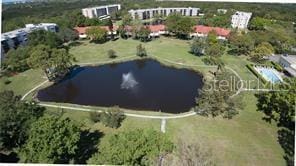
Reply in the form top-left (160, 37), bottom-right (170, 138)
top-left (27, 45), bottom-right (52, 78)
top-left (228, 32), bottom-right (255, 55)
top-left (50, 48), bottom-right (75, 78)
top-left (204, 15), bottom-right (231, 28)
top-left (110, 10), bottom-right (121, 20)
top-left (27, 45), bottom-right (75, 80)
top-left (107, 18), bottom-right (114, 40)
top-left (165, 13), bottom-right (195, 39)
top-left (107, 49), bottom-right (117, 59)
top-left (96, 107), bottom-right (125, 128)
top-left (18, 115), bottom-right (81, 163)
top-left (3, 46), bottom-right (31, 72)
top-left (250, 42), bottom-right (274, 62)
top-left (89, 112), bottom-right (101, 123)
top-left (0, 91), bottom-right (44, 150)
top-left (163, 140), bottom-right (215, 166)
top-left (195, 72), bottom-right (239, 119)
top-left (137, 26), bottom-right (151, 42)
top-left (190, 38), bottom-right (206, 56)
top-left (122, 13), bottom-right (133, 26)
top-left (207, 30), bottom-right (218, 45)
top-left (152, 13), bottom-right (164, 25)
top-left (28, 30), bottom-right (63, 48)
top-left (249, 17), bottom-right (271, 30)
top-left (205, 42), bottom-right (225, 57)
top-left (131, 17), bottom-right (142, 39)
top-left (58, 27), bottom-right (78, 42)
top-left (88, 129), bottom-right (174, 165)
top-left (256, 78), bottom-right (295, 165)
top-left (118, 25), bottom-right (128, 39)
top-left (86, 27), bottom-right (107, 43)
top-left (136, 44), bottom-right (147, 57)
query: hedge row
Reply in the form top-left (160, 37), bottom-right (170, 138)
top-left (246, 64), bottom-right (267, 85)
top-left (271, 61), bottom-right (284, 72)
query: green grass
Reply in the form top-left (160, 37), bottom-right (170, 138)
top-left (45, 92), bottom-right (284, 166)
top-left (0, 37), bottom-right (285, 165)
top-left (0, 69), bottom-right (46, 96)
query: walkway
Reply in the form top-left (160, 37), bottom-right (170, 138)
top-left (39, 103), bottom-right (197, 119)
top-left (21, 54), bottom-right (284, 121)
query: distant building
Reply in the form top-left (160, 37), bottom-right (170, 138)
top-left (1, 23), bottom-right (58, 67)
top-left (82, 4), bottom-right (121, 20)
top-left (74, 26), bottom-right (118, 39)
top-left (191, 25), bottom-right (231, 40)
top-left (128, 7), bottom-right (200, 20)
top-left (147, 25), bottom-right (168, 37)
top-left (74, 25), bottom-right (166, 38)
top-left (74, 24), bottom-right (230, 40)
top-left (217, 9), bottom-right (227, 14)
top-left (279, 54), bottom-right (296, 77)
top-left (231, 11), bottom-right (252, 29)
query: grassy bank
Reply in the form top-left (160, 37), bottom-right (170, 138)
top-left (0, 37), bottom-right (285, 165)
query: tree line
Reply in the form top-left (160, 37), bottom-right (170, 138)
top-left (0, 90), bottom-right (217, 165)
top-left (3, 0), bottom-right (296, 32)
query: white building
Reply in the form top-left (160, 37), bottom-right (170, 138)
top-left (82, 4), bottom-right (121, 19)
top-left (279, 54), bottom-right (296, 77)
top-left (1, 23), bottom-right (58, 67)
top-left (128, 7), bottom-right (200, 20)
top-left (231, 11), bottom-right (252, 29)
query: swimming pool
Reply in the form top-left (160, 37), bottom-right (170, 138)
top-left (254, 66), bottom-right (283, 83)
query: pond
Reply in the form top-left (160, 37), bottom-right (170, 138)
top-left (37, 59), bottom-right (204, 113)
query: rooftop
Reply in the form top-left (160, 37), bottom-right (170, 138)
top-left (1, 23), bottom-right (57, 41)
top-left (194, 25), bottom-right (231, 37)
top-left (129, 7), bottom-right (200, 12)
top-left (74, 26), bottom-right (119, 34)
top-left (82, 4), bottom-right (121, 10)
top-left (146, 25), bottom-right (166, 32)
top-left (281, 54), bottom-right (296, 64)
top-left (233, 11), bottom-right (252, 17)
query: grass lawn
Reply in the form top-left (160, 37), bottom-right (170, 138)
top-left (45, 92), bottom-right (284, 166)
top-left (0, 37), bottom-right (285, 165)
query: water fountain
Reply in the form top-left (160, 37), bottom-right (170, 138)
top-left (120, 72), bottom-right (138, 90)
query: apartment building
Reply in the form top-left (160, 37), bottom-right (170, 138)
top-left (82, 4), bottom-right (121, 19)
top-left (74, 26), bottom-right (118, 39)
top-left (231, 11), bottom-right (252, 29)
top-left (191, 25), bottom-right (231, 40)
top-left (74, 24), bottom-right (230, 40)
top-left (128, 7), bottom-right (200, 20)
top-left (1, 23), bottom-right (58, 66)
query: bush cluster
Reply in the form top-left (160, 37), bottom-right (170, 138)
top-left (89, 107), bottom-right (125, 128)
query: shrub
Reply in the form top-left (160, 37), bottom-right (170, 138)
top-left (246, 64), bottom-right (267, 84)
top-left (89, 111), bottom-right (101, 123)
top-left (202, 56), bottom-right (221, 65)
top-left (271, 61), bottom-right (283, 72)
top-left (99, 107), bottom-right (125, 128)
top-left (4, 79), bottom-right (11, 85)
top-left (88, 129), bottom-right (174, 165)
top-left (136, 44), bottom-right (147, 57)
top-left (89, 107), bottom-right (125, 128)
top-left (108, 49), bottom-right (117, 59)
top-left (190, 38), bottom-right (206, 56)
